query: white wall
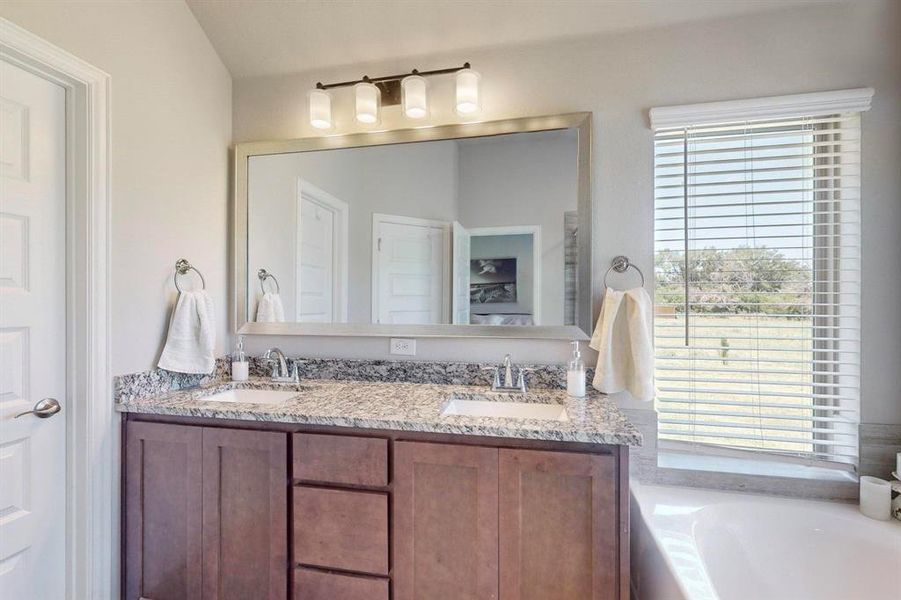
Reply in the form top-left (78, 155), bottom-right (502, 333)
top-left (0, 1), bottom-right (233, 376)
top-left (248, 141), bottom-right (458, 321)
top-left (233, 2), bottom-right (901, 424)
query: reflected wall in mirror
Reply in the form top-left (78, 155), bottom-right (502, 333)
top-left (236, 113), bottom-right (592, 339)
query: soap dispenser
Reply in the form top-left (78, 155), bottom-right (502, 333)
top-left (231, 335), bottom-right (249, 382)
top-left (567, 341), bottom-right (586, 397)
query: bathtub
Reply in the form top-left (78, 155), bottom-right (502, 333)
top-left (630, 482), bottom-right (901, 600)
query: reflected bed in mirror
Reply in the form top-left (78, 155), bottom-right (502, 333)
top-left (235, 113), bottom-right (592, 340)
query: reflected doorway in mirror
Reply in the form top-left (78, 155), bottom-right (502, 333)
top-left (371, 213), bottom-right (451, 325)
top-left (467, 225), bottom-right (541, 326)
top-left (296, 179), bottom-right (348, 323)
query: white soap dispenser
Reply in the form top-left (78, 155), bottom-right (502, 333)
top-left (231, 335), bottom-right (249, 382)
top-left (567, 341), bottom-right (586, 397)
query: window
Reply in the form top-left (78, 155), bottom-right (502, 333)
top-left (651, 90), bottom-right (871, 467)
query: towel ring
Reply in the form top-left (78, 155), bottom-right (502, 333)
top-left (603, 255), bottom-right (645, 289)
top-left (258, 268), bottom-right (280, 294)
top-left (174, 258), bottom-right (206, 293)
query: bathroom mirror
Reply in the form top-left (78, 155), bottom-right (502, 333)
top-left (234, 112), bottom-right (592, 339)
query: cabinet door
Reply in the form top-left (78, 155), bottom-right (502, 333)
top-left (201, 428), bottom-right (288, 600)
top-left (499, 449), bottom-right (619, 600)
top-left (124, 421), bottom-right (203, 600)
top-left (394, 442), bottom-right (499, 600)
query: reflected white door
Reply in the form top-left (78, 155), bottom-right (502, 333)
top-left (452, 221), bottom-right (471, 325)
top-left (296, 180), bottom-right (347, 323)
top-left (373, 214), bottom-right (448, 325)
top-left (297, 197), bottom-right (334, 322)
top-left (0, 61), bottom-right (67, 599)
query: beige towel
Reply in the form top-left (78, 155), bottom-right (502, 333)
top-left (589, 287), bottom-right (654, 401)
top-left (158, 290), bottom-right (216, 374)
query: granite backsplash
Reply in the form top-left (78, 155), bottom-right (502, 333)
top-left (114, 356), bottom-right (595, 403)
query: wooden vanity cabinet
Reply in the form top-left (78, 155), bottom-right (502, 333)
top-left (124, 417), bottom-right (629, 600)
top-left (124, 421), bottom-right (288, 600)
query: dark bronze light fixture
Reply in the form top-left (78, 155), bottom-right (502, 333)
top-left (307, 63), bottom-right (480, 129)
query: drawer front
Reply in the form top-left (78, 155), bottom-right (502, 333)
top-left (293, 486), bottom-right (389, 575)
top-left (294, 568), bottom-right (389, 600)
top-left (292, 433), bottom-right (388, 487)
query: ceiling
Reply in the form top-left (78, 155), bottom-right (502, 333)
top-left (186, 0), bottom-right (832, 79)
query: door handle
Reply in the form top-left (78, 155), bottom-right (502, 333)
top-left (15, 398), bottom-right (61, 419)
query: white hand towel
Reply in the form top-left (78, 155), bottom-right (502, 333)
top-left (589, 287), bottom-right (655, 401)
top-left (256, 292), bottom-right (285, 323)
top-left (158, 290), bottom-right (216, 374)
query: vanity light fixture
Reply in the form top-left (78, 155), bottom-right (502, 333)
top-left (401, 73), bottom-right (429, 120)
top-left (455, 67), bottom-right (481, 115)
top-left (307, 87), bottom-right (332, 130)
top-left (354, 80), bottom-right (381, 125)
top-left (309, 62), bottom-right (476, 129)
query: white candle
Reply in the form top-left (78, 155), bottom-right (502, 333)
top-left (859, 476), bottom-right (892, 520)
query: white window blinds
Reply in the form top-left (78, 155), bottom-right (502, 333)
top-left (653, 111), bottom-right (862, 466)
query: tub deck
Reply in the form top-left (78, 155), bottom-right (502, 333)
top-left (630, 482), bottom-right (901, 600)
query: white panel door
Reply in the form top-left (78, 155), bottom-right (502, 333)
top-left (0, 61), bottom-right (67, 600)
top-left (297, 196), bottom-right (334, 322)
top-left (452, 221), bottom-right (471, 325)
top-left (295, 181), bottom-right (348, 323)
top-left (373, 216), bottom-right (447, 325)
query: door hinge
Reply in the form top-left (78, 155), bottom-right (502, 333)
top-left (378, 237), bottom-right (382, 251)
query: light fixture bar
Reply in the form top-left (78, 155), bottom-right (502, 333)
top-left (316, 63), bottom-right (471, 91)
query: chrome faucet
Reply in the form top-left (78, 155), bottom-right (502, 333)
top-left (501, 354), bottom-right (515, 388)
top-left (482, 354), bottom-right (531, 393)
top-left (262, 347), bottom-right (299, 383)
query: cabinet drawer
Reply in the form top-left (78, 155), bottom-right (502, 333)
top-left (294, 568), bottom-right (389, 600)
top-left (293, 486), bottom-right (389, 575)
top-left (292, 433), bottom-right (388, 487)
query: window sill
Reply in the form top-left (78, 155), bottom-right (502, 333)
top-left (657, 451), bottom-right (857, 483)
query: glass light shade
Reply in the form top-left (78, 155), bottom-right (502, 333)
top-left (455, 68), bottom-right (481, 115)
top-left (402, 75), bottom-right (429, 120)
top-left (307, 88), bottom-right (332, 130)
top-left (354, 82), bottom-right (381, 124)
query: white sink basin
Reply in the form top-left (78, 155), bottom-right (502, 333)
top-left (200, 388), bottom-right (299, 405)
top-left (441, 398), bottom-right (569, 422)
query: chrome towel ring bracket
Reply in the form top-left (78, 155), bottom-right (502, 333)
top-left (258, 268), bottom-right (280, 294)
top-left (603, 255), bottom-right (645, 289)
top-left (174, 258), bottom-right (206, 293)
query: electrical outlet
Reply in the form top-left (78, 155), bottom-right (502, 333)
top-left (390, 338), bottom-right (416, 356)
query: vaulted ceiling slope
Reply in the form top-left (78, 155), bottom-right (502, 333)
top-left (185, 0), bottom-right (836, 78)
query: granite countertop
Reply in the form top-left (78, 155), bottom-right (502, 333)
top-left (115, 378), bottom-right (642, 446)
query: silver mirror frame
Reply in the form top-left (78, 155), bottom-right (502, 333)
top-left (233, 112), bottom-right (592, 340)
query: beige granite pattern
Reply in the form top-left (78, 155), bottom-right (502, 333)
top-left (116, 378), bottom-right (642, 446)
